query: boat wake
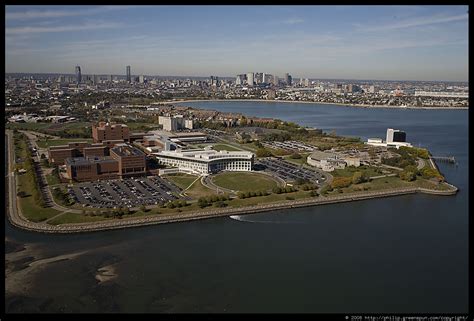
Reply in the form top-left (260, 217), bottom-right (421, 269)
top-left (229, 215), bottom-right (302, 224)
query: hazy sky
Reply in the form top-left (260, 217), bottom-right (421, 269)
top-left (5, 5), bottom-right (469, 81)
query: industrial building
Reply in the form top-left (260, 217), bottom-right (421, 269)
top-left (154, 148), bottom-right (254, 175)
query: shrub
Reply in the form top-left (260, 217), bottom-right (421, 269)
top-left (331, 177), bottom-right (352, 189)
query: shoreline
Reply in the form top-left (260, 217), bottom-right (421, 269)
top-left (6, 184), bottom-right (458, 234)
top-left (162, 98), bottom-right (468, 110)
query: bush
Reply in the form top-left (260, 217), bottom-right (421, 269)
top-left (290, 153), bottom-right (302, 159)
top-left (331, 177), bottom-right (352, 189)
top-left (351, 171), bottom-right (368, 184)
top-left (214, 201), bottom-right (228, 208)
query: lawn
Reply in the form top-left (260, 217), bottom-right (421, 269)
top-left (332, 165), bottom-right (382, 178)
top-left (283, 153), bottom-right (310, 166)
top-left (37, 138), bottom-right (93, 148)
top-left (47, 212), bottom-right (112, 225)
top-left (212, 144), bottom-right (242, 152)
top-left (184, 178), bottom-right (215, 198)
top-left (228, 190), bottom-right (309, 207)
top-left (6, 122), bottom-right (52, 131)
top-left (45, 173), bottom-right (61, 185)
top-left (212, 172), bottom-right (279, 192)
top-left (164, 173), bottom-right (200, 190)
top-left (17, 173), bottom-right (61, 222)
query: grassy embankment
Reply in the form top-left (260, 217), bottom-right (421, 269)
top-left (13, 133), bottom-right (61, 222)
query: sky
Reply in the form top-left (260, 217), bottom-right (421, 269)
top-left (5, 5), bottom-right (469, 81)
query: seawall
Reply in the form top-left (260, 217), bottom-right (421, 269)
top-left (6, 184), bottom-right (458, 234)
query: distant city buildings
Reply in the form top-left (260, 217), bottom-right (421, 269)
top-left (246, 72), bottom-right (254, 87)
top-left (75, 66), bottom-right (82, 84)
top-left (414, 91), bottom-right (469, 98)
top-left (126, 65), bottom-right (131, 83)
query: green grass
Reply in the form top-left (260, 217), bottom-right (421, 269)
top-left (164, 173), bottom-right (199, 190)
top-left (47, 212), bottom-right (111, 225)
top-left (45, 173), bottom-right (61, 185)
top-left (283, 153), bottom-right (310, 166)
top-left (7, 123), bottom-right (52, 131)
top-left (212, 144), bottom-right (242, 152)
top-left (184, 179), bottom-right (215, 198)
top-left (332, 165), bottom-right (382, 178)
top-left (228, 190), bottom-right (308, 207)
top-left (212, 172), bottom-right (279, 192)
top-left (37, 138), bottom-right (93, 148)
top-left (17, 173), bottom-right (61, 222)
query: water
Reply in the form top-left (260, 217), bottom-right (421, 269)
top-left (5, 102), bottom-right (468, 313)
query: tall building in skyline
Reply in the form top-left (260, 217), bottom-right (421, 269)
top-left (285, 73), bottom-right (292, 86)
top-left (126, 65), bottom-right (131, 83)
top-left (246, 72), bottom-right (254, 87)
top-left (75, 65), bottom-right (82, 84)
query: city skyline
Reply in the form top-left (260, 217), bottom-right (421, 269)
top-left (5, 5), bottom-right (469, 82)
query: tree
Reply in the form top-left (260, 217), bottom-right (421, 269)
top-left (351, 171), bottom-right (368, 184)
top-left (331, 177), bottom-right (352, 189)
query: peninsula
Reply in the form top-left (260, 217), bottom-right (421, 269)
top-left (5, 103), bottom-right (458, 234)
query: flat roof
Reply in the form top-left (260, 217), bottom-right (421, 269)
top-left (65, 156), bottom-right (116, 166)
top-left (110, 144), bottom-right (145, 157)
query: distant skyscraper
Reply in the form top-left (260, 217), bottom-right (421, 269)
top-left (273, 75), bottom-right (279, 86)
top-left (246, 72), bottom-right (254, 87)
top-left (126, 66), bottom-right (131, 83)
top-left (75, 66), bottom-right (82, 84)
top-left (285, 73), bottom-right (292, 86)
top-left (93, 74), bottom-right (98, 85)
top-left (139, 75), bottom-right (145, 84)
top-left (304, 78), bottom-right (310, 87)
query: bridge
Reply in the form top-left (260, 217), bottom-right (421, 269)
top-left (431, 156), bottom-right (456, 164)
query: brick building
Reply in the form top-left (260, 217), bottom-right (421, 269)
top-left (92, 122), bottom-right (130, 143)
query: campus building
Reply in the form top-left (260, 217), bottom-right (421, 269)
top-left (65, 144), bottom-right (146, 182)
top-left (48, 139), bottom-right (130, 165)
top-left (306, 150), bottom-right (348, 172)
top-left (154, 149), bottom-right (254, 175)
top-left (92, 122), bottom-right (130, 143)
top-left (366, 128), bottom-right (412, 149)
top-left (158, 115), bottom-right (194, 131)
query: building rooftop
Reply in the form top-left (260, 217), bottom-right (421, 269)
top-left (155, 149), bottom-right (253, 162)
top-left (110, 144), bottom-right (145, 157)
top-left (65, 156), bottom-right (115, 166)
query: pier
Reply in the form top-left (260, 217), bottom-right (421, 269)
top-left (431, 156), bottom-right (456, 164)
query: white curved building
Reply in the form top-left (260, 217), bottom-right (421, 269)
top-left (154, 149), bottom-right (254, 175)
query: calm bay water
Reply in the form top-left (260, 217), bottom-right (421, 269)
top-left (5, 102), bottom-right (468, 313)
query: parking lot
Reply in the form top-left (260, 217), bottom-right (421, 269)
top-left (256, 157), bottom-right (326, 185)
top-left (68, 176), bottom-right (185, 209)
top-left (262, 140), bottom-right (317, 152)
